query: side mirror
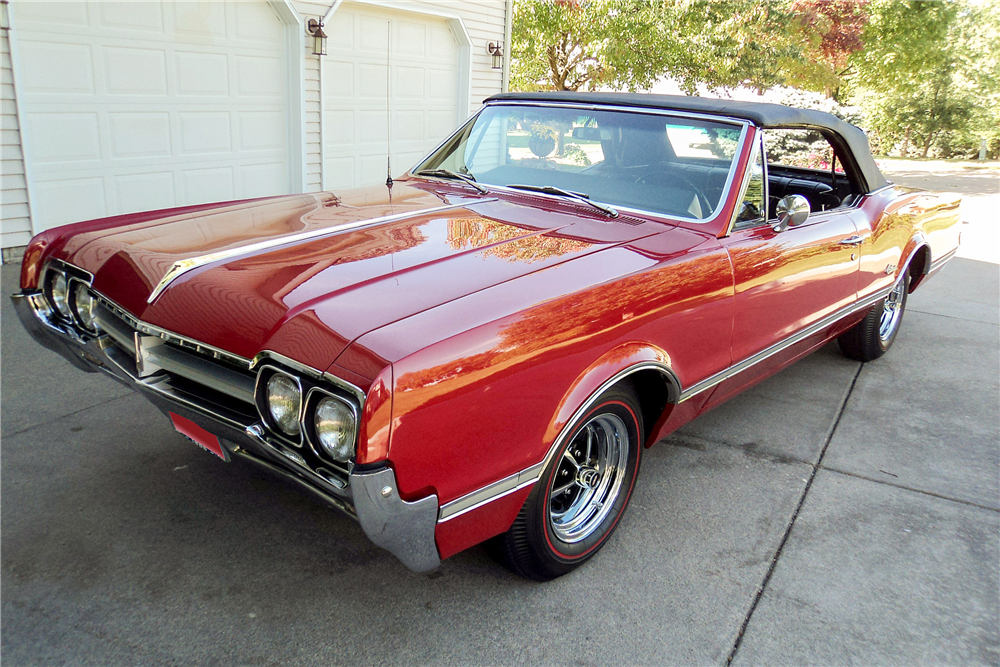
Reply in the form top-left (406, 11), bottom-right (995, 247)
top-left (773, 195), bottom-right (810, 232)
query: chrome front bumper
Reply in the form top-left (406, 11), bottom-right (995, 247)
top-left (11, 291), bottom-right (441, 572)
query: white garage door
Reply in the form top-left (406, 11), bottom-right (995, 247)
top-left (323, 4), bottom-right (462, 190)
top-left (12, 1), bottom-right (291, 233)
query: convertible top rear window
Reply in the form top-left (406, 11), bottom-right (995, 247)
top-left (414, 105), bottom-right (746, 222)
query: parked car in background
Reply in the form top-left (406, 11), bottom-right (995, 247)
top-left (13, 92), bottom-right (961, 579)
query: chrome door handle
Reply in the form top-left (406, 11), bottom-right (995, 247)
top-left (839, 236), bottom-right (864, 246)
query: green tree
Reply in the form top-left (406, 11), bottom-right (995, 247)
top-left (846, 0), bottom-right (999, 158)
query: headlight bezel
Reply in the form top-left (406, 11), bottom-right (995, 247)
top-left (255, 367), bottom-right (305, 444)
top-left (253, 363), bottom-right (361, 466)
top-left (44, 267), bottom-right (73, 321)
top-left (304, 388), bottom-right (358, 464)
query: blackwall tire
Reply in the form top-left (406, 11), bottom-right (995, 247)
top-left (838, 268), bottom-right (909, 362)
top-left (490, 384), bottom-right (643, 581)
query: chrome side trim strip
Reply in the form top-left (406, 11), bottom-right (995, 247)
top-left (437, 360), bottom-right (681, 522)
top-left (438, 465), bottom-right (544, 522)
top-left (930, 247), bottom-right (958, 272)
top-left (146, 202), bottom-right (477, 304)
top-left (437, 279), bottom-right (906, 521)
top-left (678, 280), bottom-right (897, 402)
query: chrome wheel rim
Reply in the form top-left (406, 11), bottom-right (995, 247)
top-left (549, 413), bottom-right (630, 543)
top-left (879, 280), bottom-right (905, 341)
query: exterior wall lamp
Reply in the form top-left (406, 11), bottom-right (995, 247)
top-left (488, 40), bottom-right (504, 70)
top-left (308, 18), bottom-right (328, 56)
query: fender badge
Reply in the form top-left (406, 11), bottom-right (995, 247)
top-left (885, 264), bottom-right (897, 275)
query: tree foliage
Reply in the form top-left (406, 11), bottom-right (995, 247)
top-left (509, 0), bottom-right (999, 159)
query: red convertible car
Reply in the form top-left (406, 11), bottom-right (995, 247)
top-left (13, 93), bottom-right (961, 579)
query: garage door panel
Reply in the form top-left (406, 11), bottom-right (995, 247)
top-left (108, 112), bottom-right (171, 158)
top-left (99, 2), bottom-right (164, 32)
top-left (105, 47), bottom-right (168, 95)
top-left (183, 167), bottom-right (235, 205)
top-left (19, 42), bottom-right (94, 94)
top-left (397, 22), bottom-right (426, 56)
top-left (116, 171), bottom-right (175, 214)
top-left (179, 112), bottom-right (232, 154)
top-left (14, 0), bottom-right (290, 233)
top-left (26, 113), bottom-right (102, 163)
top-left (175, 52), bottom-right (230, 95)
top-left (172, 3), bottom-right (228, 39)
top-left (325, 111), bottom-right (355, 145)
top-left (239, 112), bottom-right (284, 151)
top-left (234, 2), bottom-right (283, 44)
top-left (14, 2), bottom-right (90, 26)
top-left (241, 163), bottom-right (287, 198)
top-left (236, 55), bottom-right (283, 97)
top-left (358, 16), bottom-right (390, 52)
top-left (358, 63), bottom-right (388, 98)
top-left (34, 178), bottom-right (107, 227)
top-left (396, 67), bottom-right (425, 99)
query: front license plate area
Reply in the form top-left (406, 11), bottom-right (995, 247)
top-left (170, 411), bottom-right (229, 462)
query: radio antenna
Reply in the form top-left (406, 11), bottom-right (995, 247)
top-left (385, 20), bottom-right (392, 188)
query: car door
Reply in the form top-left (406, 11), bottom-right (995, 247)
top-left (708, 130), bottom-right (861, 405)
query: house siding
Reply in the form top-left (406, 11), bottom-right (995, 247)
top-left (0, 0), bottom-right (31, 252)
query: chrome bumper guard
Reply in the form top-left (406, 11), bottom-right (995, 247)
top-left (11, 290), bottom-right (441, 573)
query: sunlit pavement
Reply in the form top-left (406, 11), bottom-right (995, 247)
top-left (2, 168), bottom-right (997, 665)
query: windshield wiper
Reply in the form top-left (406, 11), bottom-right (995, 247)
top-left (415, 169), bottom-right (489, 194)
top-left (505, 184), bottom-right (618, 218)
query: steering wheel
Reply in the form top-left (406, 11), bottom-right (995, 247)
top-left (633, 168), bottom-right (714, 219)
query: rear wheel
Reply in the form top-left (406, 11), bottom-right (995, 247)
top-left (491, 384), bottom-right (643, 580)
top-left (838, 268), bottom-right (909, 362)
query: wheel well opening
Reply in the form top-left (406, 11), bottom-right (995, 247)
top-left (907, 246), bottom-right (931, 292)
top-left (626, 370), bottom-right (673, 446)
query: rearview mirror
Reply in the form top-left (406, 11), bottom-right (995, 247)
top-left (571, 127), bottom-right (603, 141)
top-left (773, 195), bottom-right (810, 232)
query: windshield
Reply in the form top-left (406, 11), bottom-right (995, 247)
top-left (413, 105), bottom-right (746, 221)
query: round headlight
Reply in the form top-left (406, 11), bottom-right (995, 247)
top-left (72, 283), bottom-right (100, 332)
top-left (48, 271), bottom-right (71, 319)
top-left (313, 396), bottom-right (356, 462)
top-left (266, 373), bottom-right (301, 436)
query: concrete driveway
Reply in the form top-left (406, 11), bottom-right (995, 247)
top-left (2, 167), bottom-right (997, 666)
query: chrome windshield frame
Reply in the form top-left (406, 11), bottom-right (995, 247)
top-left (408, 100), bottom-right (752, 226)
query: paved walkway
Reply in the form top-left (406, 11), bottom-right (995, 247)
top-left (2, 168), bottom-right (997, 665)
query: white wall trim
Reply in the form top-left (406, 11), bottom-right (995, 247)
top-left (5, 1), bottom-right (38, 238)
top-left (270, 0), bottom-right (307, 194)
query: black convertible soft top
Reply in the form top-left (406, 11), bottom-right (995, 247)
top-left (486, 91), bottom-right (888, 192)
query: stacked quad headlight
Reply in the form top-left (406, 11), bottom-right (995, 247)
top-left (46, 270), bottom-right (72, 320)
top-left (266, 373), bottom-right (302, 436)
top-left (71, 282), bottom-right (100, 332)
top-left (312, 395), bottom-right (356, 462)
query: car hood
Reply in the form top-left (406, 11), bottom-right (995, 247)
top-left (61, 181), bottom-right (667, 378)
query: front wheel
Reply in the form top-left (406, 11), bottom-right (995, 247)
top-left (838, 268), bottom-right (909, 362)
top-left (490, 384), bottom-right (643, 580)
